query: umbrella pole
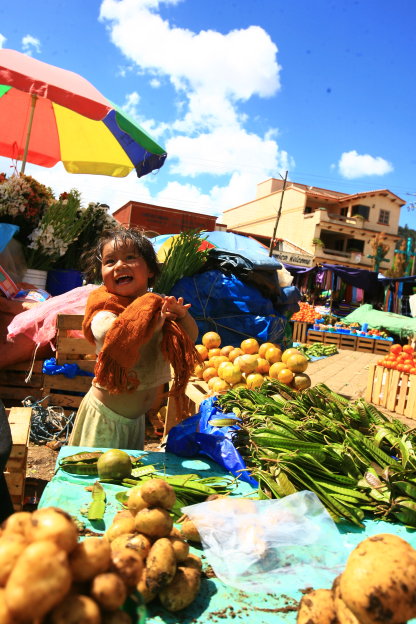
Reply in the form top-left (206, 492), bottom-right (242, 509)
top-left (21, 94), bottom-right (37, 174)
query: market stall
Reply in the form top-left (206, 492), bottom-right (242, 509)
top-left (37, 445), bottom-right (416, 624)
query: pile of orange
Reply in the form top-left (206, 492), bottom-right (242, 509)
top-left (194, 331), bottom-right (311, 394)
top-left (377, 343), bottom-right (416, 374)
top-left (291, 301), bottom-right (320, 323)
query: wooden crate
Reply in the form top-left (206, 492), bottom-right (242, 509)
top-left (4, 406), bottom-right (32, 511)
top-left (323, 332), bottom-right (341, 347)
top-left (163, 377), bottom-right (209, 437)
top-left (365, 364), bottom-right (416, 418)
top-left (292, 321), bottom-right (309, 343)
top-left (43, 314), bottom-right (95, 413)
top-left (306, 329), bottom-right (325, 344)
top-left (0, 361), bottom-right (44, 407)
top-left (373, 340), bottom-right (391, 355)
top-left (339, 334), bottom-right (357, 351)
top-left (356, 337), bottom-right (375, 353)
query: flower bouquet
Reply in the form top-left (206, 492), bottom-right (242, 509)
top-left (25, 190), bottom-right (88, 270)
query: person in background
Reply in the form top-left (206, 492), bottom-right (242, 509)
top-left (69, 225), bottom-right (199, 450)
top-left (0, 399), bottom-right (14, 523)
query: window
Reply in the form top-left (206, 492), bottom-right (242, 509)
top-left (352, 204), bottom-right (370, 220)
top-left (379, 210), bottom-right (390, 225)
top-left (304, 206), bottom-right (313, 214)
top-left (340, 207), bottom-right (348, 216)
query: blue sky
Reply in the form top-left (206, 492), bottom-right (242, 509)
top-left (1, 0), bottom-right (416, 230)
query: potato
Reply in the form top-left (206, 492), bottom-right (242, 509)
top-left (0, 534), bottom-right (27, 586)
top-left (339, 533), bottom-right (416, 624)
top-left (0, 588), bottom-right (13, 624)
top-left (134, 507), bottom-right (173, 537)
top-left (182, 553), bottom-right (202, 572)
top-left (91, 572), bottom-right (127, 611)
top-left (122, 533), bottom-right (152, 559)
top-left (5, 540), bottom-right (72, 622)
top-left (105, 517), bottom-right (136, 542)
top-left (296, 588), bottom-right (337, 624)
top-left (69, 536), bottom-right (112, 582)
top-left (102, 610), bottom-right (132, 624)
top-left (1, 511), bottom-right (32, 539)
top-left (333, 577), bottom-right (360, 624)
top-left (168, 536), bottom-right (189, 563)
top-left (113, 509), bottom-right (134, 522)
top-left (169, 526), bottom-right (182, 538)
top-left (136, 568), bottom-right (158, 604)
top-left (26, 506), bottom-right (78, 553)
top-left (48, 594), bottom-right (101, 624)
top-left (145, 537), bottom-right (177, 594)
top-left (139, 479), bottom-right (176, 510)
top-left (111, 533), bottom-right (136, 553)
top-left (127, 486), bottom-right (148, 516)
top-left (111, 548), bottom-right (144, 588)
top-left (180, 518), bottom-right (201, 543)
top-left (158, 566), bottom-right (201, 612)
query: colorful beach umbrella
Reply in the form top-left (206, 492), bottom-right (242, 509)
top-left (152, 230), bottom-right (279, 266)
top-left (0, 48), bottom-right (166, 178)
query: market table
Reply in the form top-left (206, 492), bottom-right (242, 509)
top-left (39, 446), bottom-right (416, 624)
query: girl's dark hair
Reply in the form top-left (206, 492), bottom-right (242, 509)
top-left (82, 225), bottom-right (160, 286)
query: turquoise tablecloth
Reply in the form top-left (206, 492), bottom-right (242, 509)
top-left (39, 446), bottom-right (416, 624)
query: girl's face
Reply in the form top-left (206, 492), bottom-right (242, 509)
top-left (101, 239), bottom-right (154, 298)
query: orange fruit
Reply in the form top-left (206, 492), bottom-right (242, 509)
top-left (282, 348), bottom-right (302, 363)
top-left (207, 375), bottom-right (221, 390)
top-left (246, 373), bottom-right (265, 389)
top-left (240, 338), bottom-right (260, 354)
top-left (258, 342), bottom-right (277, 358)
top-left (194, 363), bottom-right (206, 379)
top-left (209, 355), bottom-right (229, 370)
top-left (202, 331), bottom-right (221, 349)
top-left (268, 362), bottom-right (287, 379)
top-left (211, 378), bottom-right (231, 394)
top-left (228, 348), bottom-right (244, 362)
top-left (195, 344), bottom-right (209, 360)
top-left (202, 367), bottom-right (218, 382)
top-left (235, 354), bottom-right (259, 374)
top-left (277, 368), bottom-right (294, 384)
top-left (256, 358), bottom-right (270, 375)
top-left (220, 345), bottom-right (235, 357)
top-left (285, 354), bottom-right (308, 373)
top-left (220, 363), bottom-right (243, 386)
top-left (292, 373), bottom-right (312, 390)
top-left (208, 348), bottom-right (221, 359)
top-left (265, 346), bottom-right (282, 364)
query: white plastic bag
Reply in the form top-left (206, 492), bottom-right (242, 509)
top-left (182, 490), bottom-right (348, 594)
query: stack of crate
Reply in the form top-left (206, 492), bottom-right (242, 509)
top-left (366, 364), bottom-right (416, 418)
top-left (4, 406), bottom-right (32, 510)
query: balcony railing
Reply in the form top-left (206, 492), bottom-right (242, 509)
top-left (324, 213), bottom-right (365, 228)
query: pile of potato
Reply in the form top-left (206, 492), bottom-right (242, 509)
top-left (297, 533), bottom-right (416, 624)
top-left (0, 478), bottom-right (202, 623)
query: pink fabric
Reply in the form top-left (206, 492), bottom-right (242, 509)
top-left (7, 284), bottom-right (98, 348)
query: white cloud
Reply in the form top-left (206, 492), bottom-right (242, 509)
top-left (338, 150), bottom-right (393, 179)
top-left (21, 35), bottom-right (41, 56)
top-left (0, 34), bottom-right (6, 48)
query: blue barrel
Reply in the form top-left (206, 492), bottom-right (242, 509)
top-left (46, 269), bottom-right (83, 296)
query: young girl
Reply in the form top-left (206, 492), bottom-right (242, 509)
top-left (69, 226), bottom-right (199, 450)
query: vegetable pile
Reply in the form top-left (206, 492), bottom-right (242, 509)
top-left (290, 301), bottom-right (320, 323)
top-left (296, 342), bottom-right (338, 359)
top-left (377, 342), bottom-right (416, 374)
top-left (297, 533), bottom-right (416, 624)
top-left (216, 380), bottom-right (416, 528)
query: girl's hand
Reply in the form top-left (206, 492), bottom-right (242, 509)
top-left (155, 296), bottom-right (191, 332)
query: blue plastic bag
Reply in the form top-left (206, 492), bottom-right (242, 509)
top-left (166, 396), bottom-right (258, 487)
top-left (43, 357), bottom-right (94, 379)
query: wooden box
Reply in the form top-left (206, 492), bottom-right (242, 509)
top-left (0, 361), bottom-right (44, 407)
top-left (43, 314), bottom-right (95, 414)
top-left (356, 337), bottom-right (375, 353)
top-left (163, 377), bottom-right (209, 437)
top-left (4, 406), bottom-right (32, 511)
top-left (292, 321), bottom-right (309, 344)
top-left (339, 334), bottom-right (357, 351)
top-left (323, 332), bottom-right (341, 347)
top-left (365, 364), bottom-right (416, 418)
top-left (373, 340), bottom-right (391, 355)
top-left (306, 330), bottom-right (325, 344)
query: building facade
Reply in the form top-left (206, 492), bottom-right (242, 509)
top-left (222, 179), bottom-right (405, 270)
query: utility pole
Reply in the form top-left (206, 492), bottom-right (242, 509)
top-left (269, 170), bottom-right (288, 257)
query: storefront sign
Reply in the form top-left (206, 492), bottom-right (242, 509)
top-left (272, 251), bottom-right (313, 267)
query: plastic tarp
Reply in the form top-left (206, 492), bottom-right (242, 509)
top-left (343, 303), bottom-right (416, 338)
top-left (170, 270), bottom-right (287, 347)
